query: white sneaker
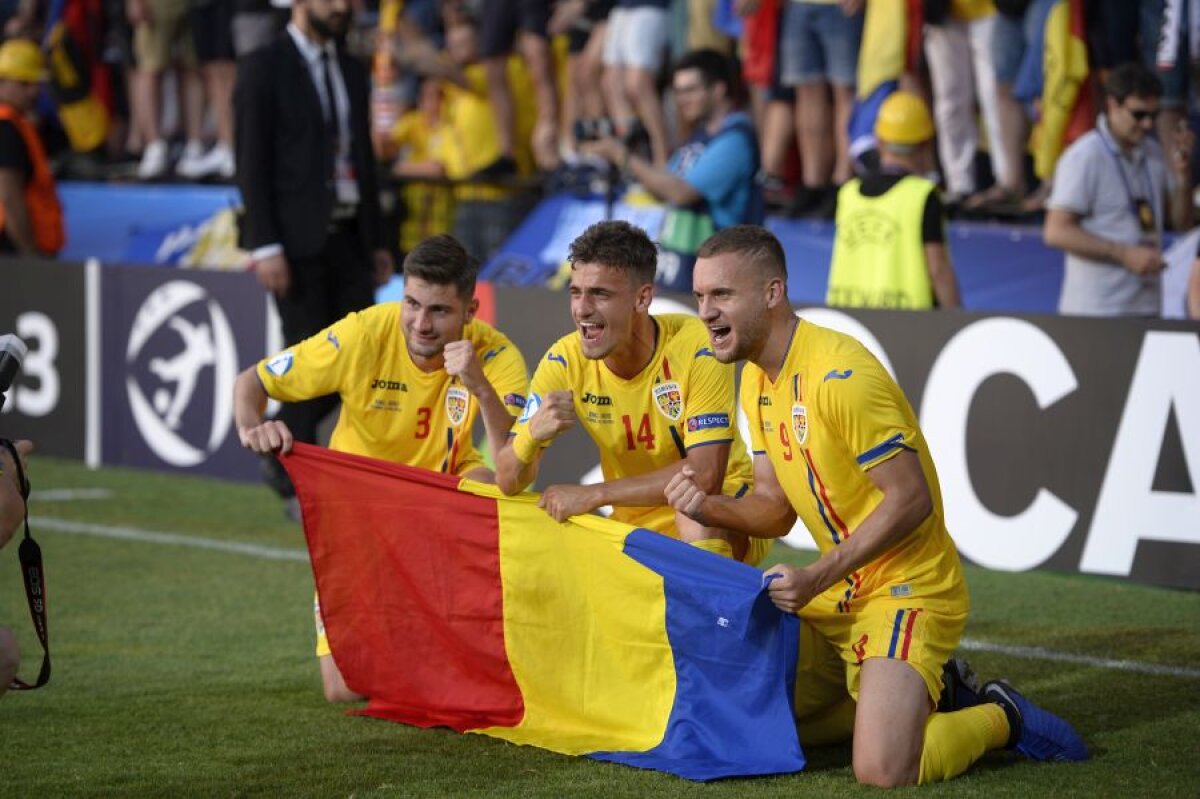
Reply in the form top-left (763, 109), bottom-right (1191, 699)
top-left (137, 139), bottom-right (169, 180)
top-left (214, 144), bottom-right (235, 178)
top-left (177, 143), bottom-right (236, 180)
top-left (175, 140), bottom-right (209, 179)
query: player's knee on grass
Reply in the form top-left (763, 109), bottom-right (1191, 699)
top-left (853, 748), bottom-right (920, 788)
top-left (319, 655), bottom-right (364, 704)
top-left (0, 626), bottom-right (19, 691)
top-left (852, 658), bottom-right (930, 787)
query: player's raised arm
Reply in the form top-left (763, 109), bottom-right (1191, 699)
top-left (443, 340), bottom-right (520, 465)
top-left (234, 366), bottom-right (294, 454)
top-left (495, 390), bottom-right (575, 495)
top-left (665, 452), bottom-right (796, 537)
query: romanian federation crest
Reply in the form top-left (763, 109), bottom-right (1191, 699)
top-left (446, 385), bottom-right (469, 426)
top-left (653, 381), bottom-right (684, 421)
top-left (791, 403), bottom-right (809, 446)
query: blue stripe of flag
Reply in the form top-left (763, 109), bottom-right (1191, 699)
top-left (590, 530), bottom-right (805, 781)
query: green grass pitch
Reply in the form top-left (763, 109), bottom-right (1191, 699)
top-left (0, 457), bottom-right (1197, 797)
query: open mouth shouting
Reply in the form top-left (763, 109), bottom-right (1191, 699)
top-left (708, 323), bottom-right (732, 349)
top-left (578, 320), bottom-right (605, 344)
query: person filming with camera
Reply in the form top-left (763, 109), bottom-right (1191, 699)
top-left (0, 436), bottom-right (32, 698)
top-left (588, 48), bottom-right (763, 293)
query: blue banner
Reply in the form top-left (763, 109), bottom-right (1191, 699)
top-left (61, 182), bottom-right (243, 267)
top-left (482, 192), bottom-right (1063, 313)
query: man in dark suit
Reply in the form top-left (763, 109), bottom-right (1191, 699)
top-left (234, 0), bottom-right (393, 513)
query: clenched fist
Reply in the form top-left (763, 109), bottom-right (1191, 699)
top-left (530, 390), bottom-right (576, 443)
top-left (443, 340), bottom-right (489, 396)
top-left (238, 419), bottom-right (295, 454)
top-left (664, 465), bottom-right (709, 524)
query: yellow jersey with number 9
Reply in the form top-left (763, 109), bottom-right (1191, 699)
top-left (740, 319), bottom-right (966, 613)
top-left (257, 304), bottom-right (528, 476)
top-left (515, 314), bottom-right (753, 534)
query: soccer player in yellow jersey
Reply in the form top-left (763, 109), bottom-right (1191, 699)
top-left (667, 225), bottom-right (1087, 786)
top-left (496, 220), bottom-right (770, 565)
top-left (234, 234), bottom-right (528, 703)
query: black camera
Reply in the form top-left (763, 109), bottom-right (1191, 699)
top-left (0, 334), bottom-right (25, 412)
top-left (573, 117), bottom-right (651, 150)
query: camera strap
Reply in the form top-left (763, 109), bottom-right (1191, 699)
top-left (0, 438), bottom-right (49, 690)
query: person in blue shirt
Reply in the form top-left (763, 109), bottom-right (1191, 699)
top-left (591, 48), bottom-right (762, 292)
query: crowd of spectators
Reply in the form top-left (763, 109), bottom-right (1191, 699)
top-left (2, 0), bottom-right (1200, 316)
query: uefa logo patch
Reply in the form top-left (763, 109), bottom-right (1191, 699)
top-left (652, 381), bottom-right (683, 421)
top-left (266, 350), bottom-right (293, 377)
top-left (445, 385), bottom-right (469, 426)
top-left (791, 403), bottom-right (808, 446)
top-left (518, 392), bottom-right (541, 423)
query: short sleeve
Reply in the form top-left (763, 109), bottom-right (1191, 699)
top-left (922, 190), bottom-right (945, 244)
top-left (683, 130), bottom-right (754, 206)
top-left (681, 350), bottom-right (739, 448)
top-left (510, 342), bottom-right (572, 435)
top-left (481, 341), bottom-right (530, 418)
top-left (0, 121), bottom-right (31, 177)
top-left (816, 358), bottom-right (917, 471)
top-left (257, 312), bottom-right (366, 402)
top-left (1046, 141), bottom-right (1095, 216)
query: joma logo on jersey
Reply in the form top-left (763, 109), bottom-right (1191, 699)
top-left (759, 396), bottom-right (772, 406)
top-left (370, 378), bottom-right (408, 391)
top-left (580, 392), bottom-right (612, 406)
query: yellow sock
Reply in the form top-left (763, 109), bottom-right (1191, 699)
top-left (688, 538), bottom-right (734, 558)
top-left (918, 703), bottom-right (1010, 784)
top-left (796, 696), bottom-right (857, 746)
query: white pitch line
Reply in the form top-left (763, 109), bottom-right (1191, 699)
top-left (30, 489), bottom-right (114, 502)
top-left (27, 516), bottom-right (1200, 680)
top-left (32, 516), bottom-right (308, 562)
top-left (958, 637), bottom-right (1200, 679)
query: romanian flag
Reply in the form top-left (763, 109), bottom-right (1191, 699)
top-left (1033, 0), bottom-right (1092, 180)
top-left (280, 443), bottom-right (805, 781)
top-left (848, 0), bottom-right (923, 164)
top-left (43, 0), bottom-right (110, 152)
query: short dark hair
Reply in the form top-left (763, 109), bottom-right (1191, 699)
top-left (696, 225), bottom-right (787, 280)
top-left (673, 48), bottom-right (734, 91)
top-left (567, 220), bottom-right (658, 286)
top-left (1105, 62), bottom-right (1163, 104)
top-left (402, 234), bottom-right (478, 298)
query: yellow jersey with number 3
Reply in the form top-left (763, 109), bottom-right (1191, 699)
top-left (257, 304), bottom-right (528, 476)
top-left (515, 314), bottom-right (753, 534)
top-left (740, 319), bottom-right (967, 612)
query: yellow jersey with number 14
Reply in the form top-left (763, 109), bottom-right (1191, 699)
top-left (515, 314), bottom-right (753, 534)
top-left (257, 304), bottom-right (528, 476)
top-left (740, 319), bottom-right (967, 613)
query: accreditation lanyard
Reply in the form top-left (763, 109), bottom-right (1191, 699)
top-left (1099, 132), bottom-right (1160, 240)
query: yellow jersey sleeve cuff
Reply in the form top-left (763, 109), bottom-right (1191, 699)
top-left (510, 427), bottom-right (547, 464)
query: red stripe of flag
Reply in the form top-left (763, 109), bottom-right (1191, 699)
top-left (282, 443), bottom-right (525, 730)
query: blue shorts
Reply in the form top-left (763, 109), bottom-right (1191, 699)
top-left (779, 2), bottom-right (863, 88)
top-left (992, 0), bottom-right (1055, 85)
